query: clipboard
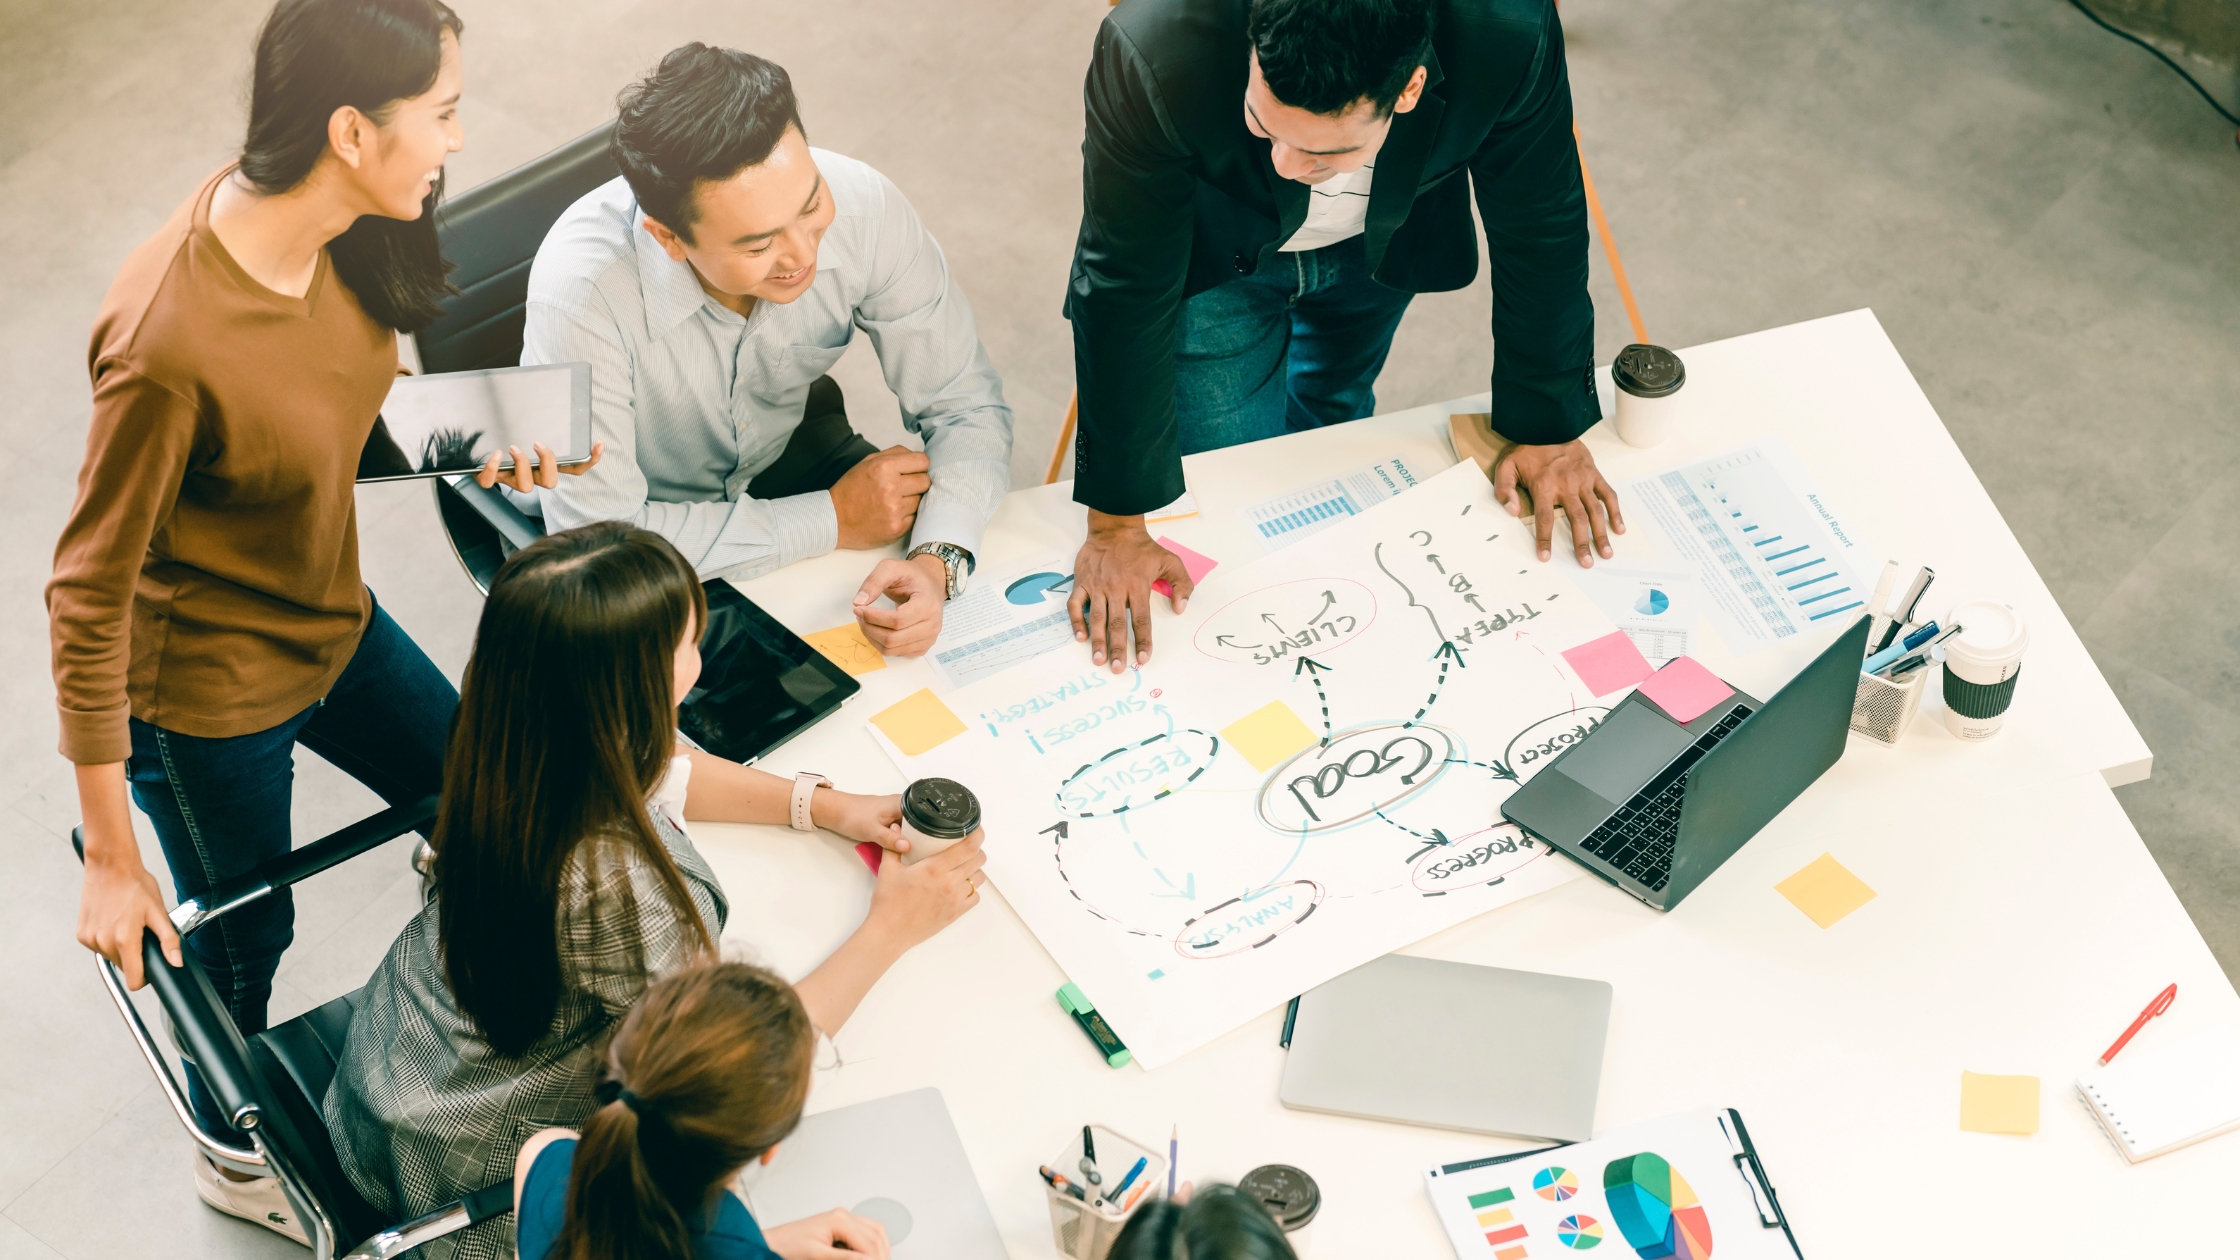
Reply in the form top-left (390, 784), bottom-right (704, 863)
top-left (1424, 1107), bottom-right (1803, 1259)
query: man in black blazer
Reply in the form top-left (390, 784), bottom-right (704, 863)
top-left (1064, 0), bottom-right (1622, 671)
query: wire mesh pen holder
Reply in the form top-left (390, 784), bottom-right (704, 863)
top-left (1044, 1124), bottom-right (1167, 1260)
top-left (1851, 666), bottom-right (1928, 745)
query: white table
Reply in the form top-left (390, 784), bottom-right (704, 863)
top-left (699, 311), bottom-right (2234, 1256)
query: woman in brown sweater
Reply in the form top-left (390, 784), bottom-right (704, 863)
top-left (46, 0), bottom-right (590, 1240)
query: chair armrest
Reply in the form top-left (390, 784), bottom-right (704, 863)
top-left (341, 1180), bottom-right (513, 1259)
top-left (176, 796), bottom-right (438, 936)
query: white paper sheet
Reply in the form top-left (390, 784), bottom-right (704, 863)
top-left (1626, 438), bottom-right (1878, 655)
top-left (925, 550), bottom-right (1077, 690)
top-left (1239, 456), bottom-right (1427, 552)
top-left (872, 464), bottom-right (1617, 1068)
top-left (1568, 566), bottom-right (1701, 666)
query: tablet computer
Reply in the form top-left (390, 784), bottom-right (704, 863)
top-left (357, 362), bottom-right (593, 482)
top-left (677, 582), bottom-right (861, 766)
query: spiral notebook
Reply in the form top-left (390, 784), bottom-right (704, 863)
top-left (2076, 1024), bottom-right (2240, 1163)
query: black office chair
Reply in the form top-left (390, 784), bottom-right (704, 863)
top-left (74, 801), bottom-right (512, 1259)
top-left (419, 121), bottom-right (620, 593)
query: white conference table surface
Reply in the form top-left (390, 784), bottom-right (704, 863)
top-left (699, 310), bottom-right (2232, 1256)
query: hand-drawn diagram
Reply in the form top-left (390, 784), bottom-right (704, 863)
top-left (873, 464), bottom-right (1630, 1068)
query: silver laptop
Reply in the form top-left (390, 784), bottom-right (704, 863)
top-left (743, 1087), bottom-right (1005, 1258)
top-left (1279, 955), bottom-right (1611, 1142)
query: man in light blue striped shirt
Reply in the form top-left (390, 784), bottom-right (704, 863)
top-left (523, 44), bottom-right (1012, 654)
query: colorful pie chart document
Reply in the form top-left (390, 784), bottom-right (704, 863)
top-left (924, 549), bottom-right (1079, 690)
top-left (1425, 1108), bottom-right (1802, 1260)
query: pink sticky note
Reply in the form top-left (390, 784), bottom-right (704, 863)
top-left (1152, 537), bottom-right (1219, 598)
top-left (855, 841), bottom-right (883, 874)
top-left (1636, 656), bottom-right (1737, 724)
top-left (1561, 630), bottom-right (1655, 697)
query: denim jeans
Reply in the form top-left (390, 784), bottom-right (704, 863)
top-left (127, 594), bottom-right (456, 1136)
top-left (1173, 234), bottom-right (1416, 456)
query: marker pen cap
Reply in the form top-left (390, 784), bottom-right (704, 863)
top-left (1611, 344), bottom-right (1686, 448)
top-left (1940, 601), bottom-right (2028, 741)
top-left (899, 777), bottom-right (981, 864)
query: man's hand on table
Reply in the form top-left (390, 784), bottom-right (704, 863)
top-left (833, 446), bottom-right (930, 548)
top-left (1068, 510), bottom-right (1193, 673)
top-left (852, 554), bottom-right (947, 656)
top-left (1493, 439), bottom-right (1625, 566)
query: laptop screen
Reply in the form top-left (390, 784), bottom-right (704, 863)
top-left (1554, 699), bottom-right (1694, 805)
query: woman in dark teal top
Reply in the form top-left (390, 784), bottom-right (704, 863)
top-left (512, 963), bottom-right (890, 1260)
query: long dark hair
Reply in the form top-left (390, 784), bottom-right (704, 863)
top-left (239, 0), bottom-right (463, 331)
top-left (1108, 1185), bottom-right (1300, 1260)
top-left (558, 963), bottom-right (815, 1260)
top-left (435, 521), bottom-right (713, 1058)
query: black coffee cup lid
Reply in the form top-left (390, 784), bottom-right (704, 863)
top-left (1238, 1164), bottom-right (1319, 1228)
top-left (901, 777), bottom-right (981, 839)
top-left (1613, 343), bottom-right (1686, 398)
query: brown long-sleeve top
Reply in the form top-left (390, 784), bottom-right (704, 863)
top-left (48, 168), bottom-right (395, 765)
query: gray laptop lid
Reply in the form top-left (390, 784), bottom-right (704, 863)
top-left (1280, 955), bottom-right (1611, 1142)
top-left (743, 1087), bottom-right (1005, 1258)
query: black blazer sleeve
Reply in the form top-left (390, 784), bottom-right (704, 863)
top-left (1469, 8), bottom-right (1600, 446)
top-left (1065, 17), bottom-right (1196, 517)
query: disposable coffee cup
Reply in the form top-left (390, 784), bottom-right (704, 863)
top-left (1940, 601), bottom-right (2028, 741)
top-left (898, 776), bottom-right (981, 864)
top-left (1238, 1164), bottom-right (1319, 1256)
top-left (1611, 343), bottom-right (1686, 448)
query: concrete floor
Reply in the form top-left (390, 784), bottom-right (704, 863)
top-left (2, 0), bottom-right (2234, 1254)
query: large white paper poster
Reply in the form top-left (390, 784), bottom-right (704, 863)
top-left (873, 464), bottom-right (1625, 1068)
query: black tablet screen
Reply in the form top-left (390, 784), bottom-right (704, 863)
top-left (677, 583), bottom-right (860, 765)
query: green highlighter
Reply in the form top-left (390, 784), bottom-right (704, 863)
top-left (1056, 983), bottom-right (1132, 1068)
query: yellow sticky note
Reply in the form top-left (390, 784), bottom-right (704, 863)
top-left (871, 689), bottom-right (966, 756)
top-left (1221, 700), bottom-right (1319, 772)
top-left (1960, 1071), bottom-right (2040, 1134)
top-left (1774, 853), bottom-right (1878, 928)
top-left (803, 622), bottom-right (887, 676)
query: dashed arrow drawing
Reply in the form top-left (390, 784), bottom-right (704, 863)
top-left (1407, 640), bottom-right (1465, 728)
top-left (1294, 656), bottom-right (1335, 747)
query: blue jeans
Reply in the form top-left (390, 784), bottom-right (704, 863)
top-left (1174, 234), bottom-right (1416, 455)
top-left (127, 595), bottom-right (456, 1136)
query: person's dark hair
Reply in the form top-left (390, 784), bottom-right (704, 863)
top-left (239, 0), bottom-right (463, 331)
top-left (435, 521), bottom-right (713, 1058)
top-left (1247, 0), bottom-right (1433, 118)
top-left (611, 43), bottom-right (804, 245)
top-left (1108, 1184), bottom-right (1300, 1260)
top-left (555, 963), bottom-right (816, 1260)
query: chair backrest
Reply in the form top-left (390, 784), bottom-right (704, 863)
top-left (415, 121), bottom-right (621, 374)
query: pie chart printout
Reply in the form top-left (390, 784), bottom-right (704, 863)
top-left (1003, 571), bottom-right (1073, 606)
top-left (1634, 588), bottom-right (1671, 616)
top-left (1534, 1167), bottom-right (1580, 1201)
top-left (1558, 1215), bottom-right (1606, 1249)
top-left (1604, 1153), bottom-right (1714, 1260)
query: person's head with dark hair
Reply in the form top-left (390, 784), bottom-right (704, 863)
top-left (434, 520), bottom-right (714, 1058)
top-left (239, 0), bottom-right (466, 330)
top-left (610, 44), bottom-right (833, 314)
top-left (1241, 0), bottom-right (1433, 189)
top-left (1107, 1184), bottom-right (1300, 1260)
top-left (549, 962), bottom-right (823, 1260)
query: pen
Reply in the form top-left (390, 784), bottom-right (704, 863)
top-left (1040, 1166), bottom-right (1087, 1201)
top-left (1865, 560), bottom-right (1901, 653)
top-left (1280, 995), bottom-right (1301, 1048)
top-left (1873, 625), bottom-right (1962, 678)
top-left (1876, 566), bottom-right (1934, 652)
top-left (1861, 623), bottom-right (1937, 676)
top-left (1112, 1156), bottom-right (1149, 1198)
top-left (1122, 1182), bottom-right (1149, 1212)
top-left (1168, 1125), bottom-right (1178, 1200)
top-left (2100, 983), bottom-right (2177, 1064)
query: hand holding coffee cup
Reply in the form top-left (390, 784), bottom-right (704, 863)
top-left (1612, 343), bottom-right (1686, 448)
top-left (899, 776), bottom-right (982, 864)
top-left (1940, 601), bottom-right (2028, 741)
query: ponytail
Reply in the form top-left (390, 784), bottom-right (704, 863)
top-left (555, 964), bottom-right (814, 1260)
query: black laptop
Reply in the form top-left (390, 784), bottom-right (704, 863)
top-left (1501, 615), bottom-right (1869, 911)
top-left (676, 582), bottom-right (860, 765)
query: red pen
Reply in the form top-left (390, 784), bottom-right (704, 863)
top-left (2099, 983), bottom-right (2177, 1064)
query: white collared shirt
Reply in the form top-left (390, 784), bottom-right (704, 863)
top-left (1279, 162), bottom-right (1375, 253)
top-left (522, 150), bottom-right (1013, 580)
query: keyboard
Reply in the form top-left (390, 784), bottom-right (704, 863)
top-left (1577, 705), bottom-right (1753, 891)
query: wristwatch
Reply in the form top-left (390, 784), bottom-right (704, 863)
top-left (906, 541), bottom-right (975, 600)
top-left (789, 771), bottom-right (830, 833)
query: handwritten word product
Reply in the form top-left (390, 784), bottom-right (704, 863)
top-left (1424, 1108), bottom-right (1801, 1260)
top-left (870, 462), bottom-right (1622, 1068)
top-left (2078, 1024), bottom-right (2240, 1162)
